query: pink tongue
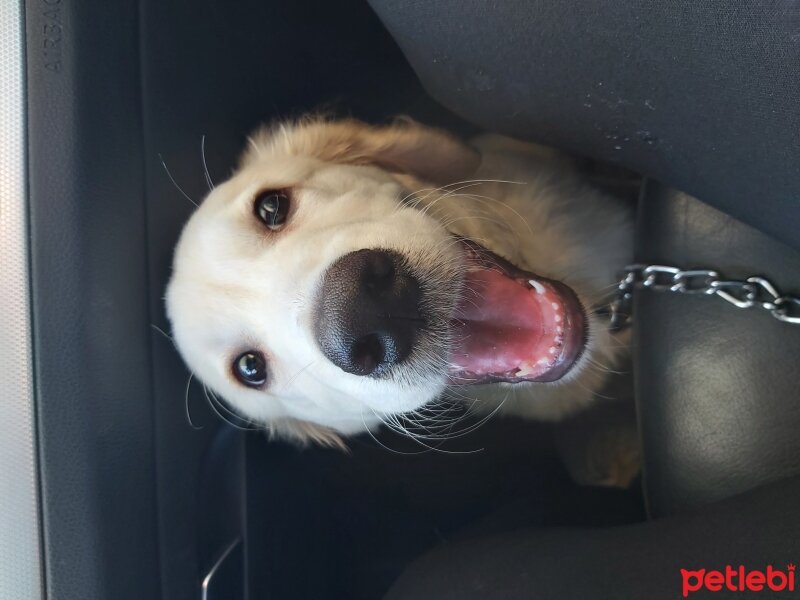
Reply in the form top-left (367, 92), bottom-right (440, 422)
top-left (451, 268), bottom-right (554, 376)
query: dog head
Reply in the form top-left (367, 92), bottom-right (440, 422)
top-left (166, 118), bottom-right (609, 445)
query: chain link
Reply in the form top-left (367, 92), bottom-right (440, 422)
top-left (608, 264), bottom-right (800, 331)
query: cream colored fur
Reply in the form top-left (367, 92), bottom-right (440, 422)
top-left (166, 117), bottom-right (633, 446)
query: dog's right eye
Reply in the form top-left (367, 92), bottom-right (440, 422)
top-left (254, 190), bottom-right (290, 231)
top-left (232, 351), bottom-right (267, 387)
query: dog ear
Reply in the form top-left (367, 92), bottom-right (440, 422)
top-left (244, 117), bottom-right (481, 185)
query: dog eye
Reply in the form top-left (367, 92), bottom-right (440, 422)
top-left (233, 351), bottom-right (267, 387)
top-left (254, 190), bottom-right (290, 230)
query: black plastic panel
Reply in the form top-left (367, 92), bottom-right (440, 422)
top-left (26, 0), bottom-right (161, 597)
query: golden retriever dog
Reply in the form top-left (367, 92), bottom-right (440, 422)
top-left (166, 117), bottom-right (633, 449)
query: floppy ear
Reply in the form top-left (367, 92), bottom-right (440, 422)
top-left (244, 117), bottom-right (481, 185)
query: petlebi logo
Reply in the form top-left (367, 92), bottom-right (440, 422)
top-left (681, 564), bottom-right (796, 597)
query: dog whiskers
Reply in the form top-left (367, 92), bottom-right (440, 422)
top-left (570, 377), bottom-right (620, 402)
top-left (423, 193), bottom-right (526, 244)
top-left (584, 355), bottom-right (628, 375)
top-left (280, 359), bottom-right (319, 394)
top-left (375, 412), bottom-right (485, 455)
top-left (150, 323), bottom-right (174, 342)
top-left (451, 191), bottom-right (534, 237)
top-left (369, 388), bottom-right (508, 448)
top-left (184, 372), bottom-right (204, 430)
top-left (159, 154), bottom-right (199, 208)
top-left (201, 134), bottom-right (215, 191)
top-left (152, 324), bottom-right (204, 430)
top-left (202, 384), bottom-right (262, 431)
top-left (414, 182), bottom-right (492, 221)
top-left (360, 408), bottom-right (430, 456)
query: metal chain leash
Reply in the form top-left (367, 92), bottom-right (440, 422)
top-left (608, 264), bottom-right (800, 331)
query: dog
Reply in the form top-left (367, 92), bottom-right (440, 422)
top-left (166, 117), bottom-right (633, 450)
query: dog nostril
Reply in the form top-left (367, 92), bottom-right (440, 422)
top-left (350, 333), bottom-right (386, 376)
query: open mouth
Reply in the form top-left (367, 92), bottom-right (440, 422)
top-left (447, 240), bottom-right (587, 385)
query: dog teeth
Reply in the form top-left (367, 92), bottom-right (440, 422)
top-left (516, 361), bottom-right (536, 376)
top-left (537, 357), bottom-right (550, 366)
top-left (529, 280), bottom-right (546, 294)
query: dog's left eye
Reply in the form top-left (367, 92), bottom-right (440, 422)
top-left (233, 351), bottom-right (267, 387)
top-left (254, 190), bottom-right (290, 230)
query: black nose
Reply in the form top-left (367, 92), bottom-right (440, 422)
top-left (314, 249), bottom-right (424, 376)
